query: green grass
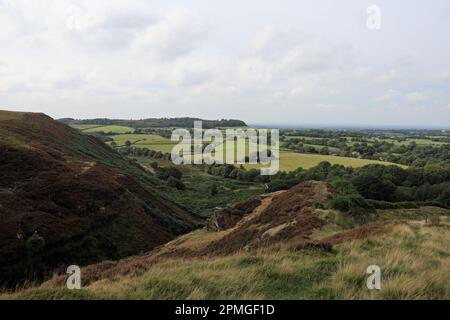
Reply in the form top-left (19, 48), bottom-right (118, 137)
top-left (83, 125), bottom-right (134, 134)
top-left (71, 124), bottom-right (102, 130)
top-left (391, 138), bottom-right (447, 146)
top-left (111, 134), bottom-right (176, 153)
top-left (0, 111), bottom-right (32, 148)
top-left (347, 137), bottom-right (447, 147)
top-left (246, 150), bottom-right (406, 171)
top-left (0, 110), bottom-right (25, 121)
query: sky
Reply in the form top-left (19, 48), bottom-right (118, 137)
top-left (0, 0), bottom-right (449, 127)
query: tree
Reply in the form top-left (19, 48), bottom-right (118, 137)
top-left (328, 194), bottom-right (372, 220)
top-left (331, 178), bottom-right (358, 195)
top-left (211, 183), bottom-right (219, 196)
top-left (352, 173), bottom-right (396, 201)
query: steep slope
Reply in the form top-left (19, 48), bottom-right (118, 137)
top-left (47, 181), bottom-right (344, 284)
top-left (5, 181), bottom-right (449, 300)
top-left (0, 110), bottom-right (201, 286)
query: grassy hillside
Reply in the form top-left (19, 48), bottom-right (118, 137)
top-left (3, 183), bottom-right (449, 300)
top-left (0, 110), bottom-right (201, 287)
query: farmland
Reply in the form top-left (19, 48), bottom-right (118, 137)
top-left (109, 133), bottom-right (402, 171)
top-left (246, 150), bottom-right (406, 171)
top-left (111, 134), bottom-right (177, 153)
top-left (81, 125), bottom-right (134, 134)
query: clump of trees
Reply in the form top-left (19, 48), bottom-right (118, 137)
top-left (328, 194), bottom-right (372, 220)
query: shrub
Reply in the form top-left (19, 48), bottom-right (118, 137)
top-left (267, 179), bottom-right (300, 193)
top-left (167, 177), bottom-right (186, 190)
top-left (26, 233), bottom-right (46, 256)
top-left (328, 194), bottom-right (373, 218)
top-left (211, 183), bottom-right (219, 196)
top-left (331, 178), bottom-right (357, 195)
top-left (366, 200), bottom-right (418, 210)
top-left (155, 167), bottom-right (183, 181)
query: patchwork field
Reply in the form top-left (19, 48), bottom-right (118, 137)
top-left (110, 134), bottom-right (404, 171)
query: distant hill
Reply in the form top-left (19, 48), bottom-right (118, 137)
top-left (59, 117), bottom-right (247, 129)
top-left (0, 110), bottom-right (201, 287)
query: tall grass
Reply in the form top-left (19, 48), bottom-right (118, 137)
top-left (2, 220), bottom-right (449, 300)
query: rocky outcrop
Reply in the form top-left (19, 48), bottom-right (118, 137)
top-left (207, 197), bottom-right (262, 231)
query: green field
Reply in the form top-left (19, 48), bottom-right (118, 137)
top-left (111, 134), bottom-right (177, 153)
top-left (389, 138), bottom-right (447, 146)
top-left (83, 125), bottom-right (134, 134)
top-left (71, 124), bottom-right (102, 130)
top-left (245, 150), bottom-right (405, 171)
top-left (111, 133), bottom-right (404, 171)
top-left (347, 137), bottom-right (447, 147)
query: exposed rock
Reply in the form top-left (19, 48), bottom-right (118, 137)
top-left (207, 197), bottom-right (262, 231)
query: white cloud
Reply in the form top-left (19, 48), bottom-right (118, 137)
top-left (373, 69), bottom-right (398, 84)
top-left (131, 9), bottom-right (206, 60)
top-left (377, 89), bottom-right (399, 102)
top-left (65, 6), bottom-right (156, 51)
top-left (289, 85), bottom-right (306, 97)
top-left (406, 92), bottom-right (426, 102)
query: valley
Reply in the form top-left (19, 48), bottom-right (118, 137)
top-left (1, 111), bottom-right (450, 299)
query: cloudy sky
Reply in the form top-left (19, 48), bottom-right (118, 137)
top-left (1, 0), bottom-right (449, 127)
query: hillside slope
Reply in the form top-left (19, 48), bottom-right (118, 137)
top-left (3, 180), bottom-right (449, 299)
top-left (0, 110), bottom-right (201, 286)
